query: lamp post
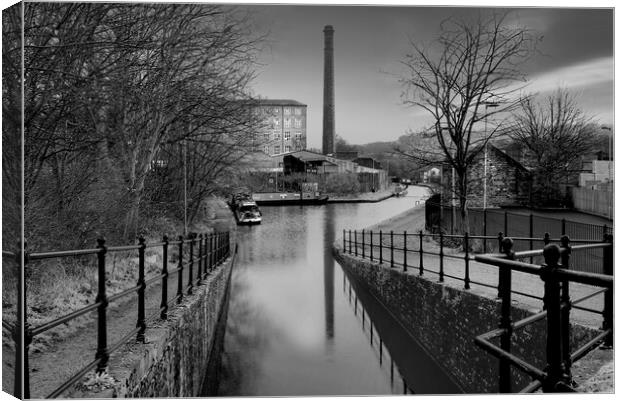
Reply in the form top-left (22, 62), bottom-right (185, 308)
top-left (483, 102), bottom-right (499, 209)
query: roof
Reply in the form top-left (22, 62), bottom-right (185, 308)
top-left (250, 99), bottom-right (307, 107)
top-left (284, 151), bottom-right (339, 165)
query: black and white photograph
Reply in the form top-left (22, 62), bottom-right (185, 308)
top-left (1, 1), bottom-right (615, 398)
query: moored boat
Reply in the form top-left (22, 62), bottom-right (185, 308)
top-left (229, 192), bottom-right (262, 225)
top-left (252, 182), bottom-right (328, 206)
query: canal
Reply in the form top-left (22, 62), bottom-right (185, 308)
top-left (214, 186), bottom-right (459, 396)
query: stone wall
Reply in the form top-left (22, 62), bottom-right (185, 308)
top-left (333, 246), bottom-right (598, 393)
top-left (106, 248), bottom-right (236, 398)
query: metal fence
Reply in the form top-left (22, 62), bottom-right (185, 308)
top-left (425, 203), bottom-right (613, 274)
top-left (341, 229), bottom-right (613, 393)
top-left (475, 237), bottom-right (613, 393)
top-left (3, 231), bottom-right (231, 399)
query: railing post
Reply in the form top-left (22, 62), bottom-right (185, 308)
top-left (161, 236), bottom-right (169, 320)
top-left (379, 230), bottom-right (383, 264)
top-left (209, 234), bottom-right (214, 271)
top-left (483, 209), bottom-right (488, 253)
top-left (439, 232), bottom-right (444, 282)
top-left (464, 232), bottom-right (470, 290)
top-left (188, 234), bottom-right (194, 295)
top-left (602, 234), bottom-right (613, 347)
top-left (362, 229), bottom-right (365, 259)
top-left (499, 238), bottom-right (514, 393)
top-left (95, 238), bottom-right (110, 372)
top-left (496, 232), bottom-right (504, 298)
top-left (419, 230), bottom-right (424, 276)
top-left (541, 244), bottom-right (567, 392)
top-left (348, 230), bottom-right (352, 254)
top-left (177, 235), bottom-right (184, 303)
top-left (529, 214), bottom-right (534, 264)
top-left (561, 218), bottom-right (566, 236)
top-left (14, 241), bottom-right (31, 398)
top-left (136, 236), bottom-right (146, 343)
top-left (403, 231), bottom-right (407, 272)
top-left (354, 230), bottom-right (358, 257)
top-left (504, 211), bottom-right (508, 237)
top-left (390, 230), bottom-right (394, 268)
top-left (559, 235), bottom-right (572, 379)
top-left (370, 231), bottom-right (374, 262)
top-left (197, 234), bottom-right (203, 285)
top-left (498, 232), bottom-right (504, 253)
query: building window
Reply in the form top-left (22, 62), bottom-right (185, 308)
top-left (263, 145), bottom-right (270, 154)
top-left (295, 132), bottom-right (302, 140)
top-left (274, 107), bottom-right (279, 113)
top-left (294, 118), bottom-right (302, 128)
top-left (284, 118), bottom-right (291, 128)
top-left (274, 132), bottom-right (281, 140)
top-left (295, 107), bottom-right (302, 115)
top-left (285, 145), bottom-right (291, 153)
top-left (263, 132), bottom-right (270, 141)
top-left (284, 107), bottom-right (291, 115)
top-left (274, 145), bottom-right (281, 154)
top-left (273, 118), bottom-right (280, 127)
top-left (284, 131), bottom-right (291, 140)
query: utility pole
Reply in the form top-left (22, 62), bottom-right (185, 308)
top-left (483, 102), bottom-right (499, 209)
top-left (183, 138), bottom-right (188, 236)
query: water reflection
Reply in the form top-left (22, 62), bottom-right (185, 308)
top-left (216, 187), bottom-right (440, 396)
top-left (341, 269), bottom-right (463, 394)
top-left (324, 204), bottom-right (335, 340)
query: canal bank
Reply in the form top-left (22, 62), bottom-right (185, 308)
top-left (333, 199), bottom-right (613, 393)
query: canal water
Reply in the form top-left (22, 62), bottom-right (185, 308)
top-left (215, 186), bottom-right (457, 396)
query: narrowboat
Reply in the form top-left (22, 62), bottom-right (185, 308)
top-left (229, 193), bottom-right (262, 225)
top-left (252, 182), bottom-right (328, 206)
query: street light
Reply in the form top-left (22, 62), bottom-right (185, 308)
top-left (482, 102), bottom-right (499, 209)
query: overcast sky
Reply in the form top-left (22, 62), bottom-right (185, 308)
top-left (239, 5), bottom-right (613, 148)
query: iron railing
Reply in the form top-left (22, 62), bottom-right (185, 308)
top-left (342, 229), bottom-right (604, 296)
top-left (474, 235), bottom-right (613, 393)
top-left (340, 229), bottom-right (613, 392)
top-left (2, 231), bottom-right (231, 399)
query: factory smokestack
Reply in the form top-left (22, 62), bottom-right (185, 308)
top-left (322, 25), bottom-right (335, 155)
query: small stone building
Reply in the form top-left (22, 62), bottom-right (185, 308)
top-left (443, 144), bottom-right (532, 208)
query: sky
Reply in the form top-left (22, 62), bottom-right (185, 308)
top-left (237, 3), bottom-right (614, 148)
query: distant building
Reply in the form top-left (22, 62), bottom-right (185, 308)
top-left (353, 157), bottom-right (381, 170)
top-left (578, 160), bottom-right (614, 189)
top-left (248, 99), bottom-right (307, 156)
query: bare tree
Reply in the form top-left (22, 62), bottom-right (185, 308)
top-left (6, 3), bottom-right (265, 248)
top-left (398, 13), bottom-right (538, 233)
top-left (509, 89), bottom-right (596, 206)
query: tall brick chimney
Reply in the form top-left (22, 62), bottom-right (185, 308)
top-left (322, 25), bottom-right (335, 155)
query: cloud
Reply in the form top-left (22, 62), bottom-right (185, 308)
top-left (522, 56), bottom-right (613, 95)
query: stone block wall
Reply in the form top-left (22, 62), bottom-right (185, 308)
top-left (106, 250), bottom-right (235, 398)
top-left (333, 247), bottom-right (598, 393)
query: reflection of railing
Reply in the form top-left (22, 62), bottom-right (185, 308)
top-left (474, 237), bottom-right (613, 393)
top-left (3, 232), bottom-right (231, 398)
top-left (341, 274), bottom-right (411, 394)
